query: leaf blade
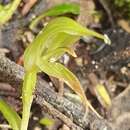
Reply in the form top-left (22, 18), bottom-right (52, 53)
top-left (30, 3), bottom-right (80, 30)
top-left (95, 84), bottom-right (111, 108)
top-left (0, 0), bottom-right (21, 25)
top-left (0, 99), bottom-right (21, 130)
top-left (39, 117), bottom-right (54, 126)
top-left (37, 60), bottom-right (101, 118)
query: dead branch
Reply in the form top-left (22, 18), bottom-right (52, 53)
top-left (0, 54), bottom-right (113, 130)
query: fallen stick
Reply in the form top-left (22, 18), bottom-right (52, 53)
top-left (0, 54), bottom-right (113, 130)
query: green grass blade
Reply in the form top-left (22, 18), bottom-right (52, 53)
top-left (39, 117), bottom-right (54, 126)
top-left (0, 99), bottom-right (21, 130)
top-left (95, 84), bottom-right (111, 108)
top-left (29, 3), bottom-right (80, 30)
top-left (0, 0), bottom-right (21, 25)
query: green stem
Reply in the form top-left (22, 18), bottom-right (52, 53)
top-left (20, 72), bottom-right (37, 130)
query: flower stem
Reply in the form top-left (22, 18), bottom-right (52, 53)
top-left (20, 72), bottom-right (36, 130)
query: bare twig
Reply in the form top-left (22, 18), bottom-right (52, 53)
top-left (98, 0), bottom-right (114, 27)
top-left (22, 0), bottom-right (38, 15)
top-left (0, 54), bottom-right (113, 130)
top-left (41, 100), bottom-right (83, 130)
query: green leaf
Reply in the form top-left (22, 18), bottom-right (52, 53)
top-left (95, 84), bottom-right (111, 108)
top-left (39, 117), bottom-right (54, 126)
top-left (0, 99), bottom-right (21, 130)
top-left (37, 60), bottom-right (101, 118)
top-left (29, 3), bottom-right (80, 30)
top-left (0, 0), bottom-right (21, 25)
top-left (38, 60), bottom-right (85, 97)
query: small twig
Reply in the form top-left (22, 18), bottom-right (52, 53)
top-left (22, 0), bottom-right (38, 15)
top-left (0, 91), bottom-right (19, 97)
top-left (98, 0), bottom-right (115, 27)
top-left (41, 100), bottom-right (83, 130)
top-left (0, 83), bottom-right (15, 91)
top-left (0, 54), bottom-right (113, 130)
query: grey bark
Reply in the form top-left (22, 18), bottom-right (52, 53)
top-left (0, 54), bottom-right (113, 130)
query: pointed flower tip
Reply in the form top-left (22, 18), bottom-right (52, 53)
top-left (72, 51), bottom-right (77, 58)
top-left (104, 34), bottom-right (111, 45)
top-left (67, 48), bottom-right (77, 57)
